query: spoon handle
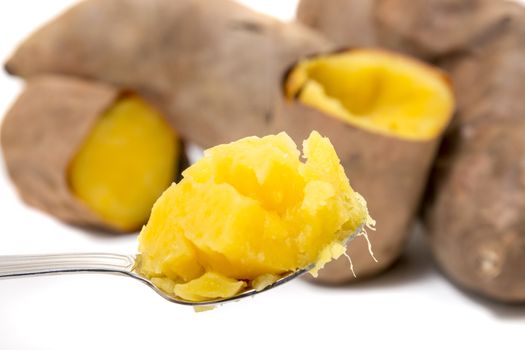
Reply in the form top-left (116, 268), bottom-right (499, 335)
top-left (0, 253), bottom-right (135, 279)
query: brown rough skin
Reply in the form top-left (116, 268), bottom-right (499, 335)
top-left (275, 72), bottom-right (451, 282)
top-left (375, 0), bottom-right (522, 59)
top-left (297, 0), bottom-right (525, 302)
top-left (1, 75), bottom-right (120, 231)
top-left (297, 0), bottom-right (517, 59)
top-left (297, 0), bottom-right (378, 48)
top-left (395, 0), bottom-right (525, 303)
top-left (5, 0), bottom-right (332, 148)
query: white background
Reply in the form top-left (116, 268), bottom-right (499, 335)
top-left (0, 1), bottom-right (523, 349)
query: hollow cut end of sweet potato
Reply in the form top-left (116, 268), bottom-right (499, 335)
top-left (284, 49), bottom-right (454, 140)
top-left (68, 94), bottom-right (179, 232)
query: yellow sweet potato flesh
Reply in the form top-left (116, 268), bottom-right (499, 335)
top-left (138, 131), bottom-right (371, 301)
top-left (173, 272), bottom-right (247, 302)
top-left (286, 50), bottom-right (454, 140)
top-left (69, 96), bottom-right (178, 231)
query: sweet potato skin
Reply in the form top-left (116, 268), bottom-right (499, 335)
top-left (423, 5), bottom-right (525, 302)
top-left (428, 120), bottom-right (525, 302)
top-left (1, 76), bottom-right (120, 231)
top-left (375, 0), bottom-right (522, 59)
top-left (297, 0), bottom-right (377, 48)
top-left (298, 0), bottom-right (518, 59)
top-left (5, 0), bottom-right (332, 148)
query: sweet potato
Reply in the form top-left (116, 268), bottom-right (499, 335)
top-left (1, 75), bottom-right (180, 232)
top-left (276, 49), bottom-right (454, 282)
top-left (380, 0), bottom-right (525, 302)
top-left (138, 131), bottom-right (372, 301)
top-left (5, 0), bottom-right (332, 148)
top-left (297, 0), bottom-right (525, 302)
top-left (298, 0), bottom-right (516, 59)
top-left (297, 0), bottom-right (378, 48)
top-left (375, 0), bottom-right (521, 59)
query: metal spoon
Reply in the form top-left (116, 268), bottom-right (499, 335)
top-left (0, 253), bottom-right (313, 307)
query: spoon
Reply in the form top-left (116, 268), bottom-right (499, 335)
top-left (0, 252), bottom-right (313, 307)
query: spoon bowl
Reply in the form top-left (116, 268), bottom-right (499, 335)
top-left (0, 252), bottom-right (313, 306)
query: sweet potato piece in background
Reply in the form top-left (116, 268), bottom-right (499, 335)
top-left (1, 75), bottom-right (180, 232)
top-left (277, 49), bottom-right (454, 282)
top-left (5, 0), bottom-right (332, 148)
top-left (297, 0), bottom-right (518, 59)
top-left (423, 7), bottom-right (525, 303)
top-left (69, 95), bottom-right (179, 231)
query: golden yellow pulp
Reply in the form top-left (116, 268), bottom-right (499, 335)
top-left (69, 96), bottom-right (179, 231)
top-left (138, 131), bottom-right (371, 301)
top-left (285, 50), bottom-right (454, 140)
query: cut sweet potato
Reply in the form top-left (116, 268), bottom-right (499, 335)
top-left (297, 0), bottom-right (525, 302)
top-left (69, 95), bottom-right (179, 231)
top-left (1, 75), bottom-right (180, 232)
top-left (277, 49), bottom-right (454, 282)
